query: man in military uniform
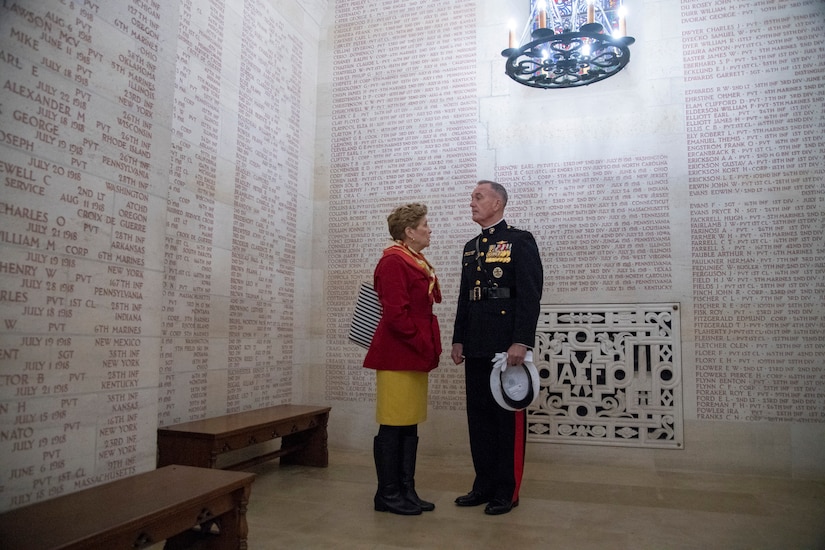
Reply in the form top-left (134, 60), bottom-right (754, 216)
top-left (451, 180), bottom-right (543, 515)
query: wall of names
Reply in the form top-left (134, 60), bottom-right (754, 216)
top-left (0, 0), bottom-right (311, 511)
top-left (496, 155), bottom-right (672, 295)
top-left (0, 0), bottom-right (823, 516)
top-left (322, 0), bottom-right (825, 428)
top-left (682, 1), bottom-right (825, 422)
top-left (0, 0), bottom-right (178, 510)
top-left (325, 0), bottom-right (477, 410)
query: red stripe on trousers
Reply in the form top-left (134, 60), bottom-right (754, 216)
top-left (512, 408), bottom-right (525, 501)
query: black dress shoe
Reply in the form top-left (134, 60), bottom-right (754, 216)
top-left (484, 498), bottom-right (519, 515)
top-left (454, 490), bottom-right (490, 507)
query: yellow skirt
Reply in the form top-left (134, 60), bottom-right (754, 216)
top-left (376, 370), bottom-right (429, 426)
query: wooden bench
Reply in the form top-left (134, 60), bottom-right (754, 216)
top-left (0, 465), bottom-right (255, 550)
top-left (157, 404), bottom-right (331, 470)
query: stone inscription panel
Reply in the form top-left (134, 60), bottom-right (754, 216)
top-left (1, 0), bottom-right (310, 511)
top-left (682, 0), bottom-right (825, 423)
top-left (159, 0), bottom-right (227, 426)
top-left (496, 155), bottom-right (673, 296)
top-left (0, 1), bottom-right (178, 510)
top-left (157, 0), bottom-right (303, 426)
top-left (326, 0), bottom-right (477, 409)
top-left (226, 0), bottom-right (300, 412)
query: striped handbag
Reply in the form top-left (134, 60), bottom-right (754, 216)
top-left (348, 282), bottom-right (382, 349)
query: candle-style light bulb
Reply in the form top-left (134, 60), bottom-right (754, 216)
top-left (618, 5), bottom-right (627, 37)
top-left (538, 0), bottom-right (547, 29)
top-left (587, 0), bottom-right (595, 24)
top-left (509, 20), bottom-right (516, 49)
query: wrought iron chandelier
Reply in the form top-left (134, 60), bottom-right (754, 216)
top-left (501, 0), bottom-right (635, 89)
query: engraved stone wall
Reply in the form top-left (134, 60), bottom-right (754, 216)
top-left (1, 0), bottom-right (824, 516)
top-left (0, 0), bottom-right (179, 510)
top-left (320, 0), bottom-right (824, 440)
top-left (0, 0), bottom-right (316, 511)
top-left (324, 0), bottom-right (477, 409)
top-left (681, 1), bottom-right (825, 423)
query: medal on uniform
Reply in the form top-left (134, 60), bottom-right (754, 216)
top-left (485, 241), bottom-right (512, 263)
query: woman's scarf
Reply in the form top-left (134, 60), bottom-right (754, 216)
top-left (383, 241), bottom-right (442, 303)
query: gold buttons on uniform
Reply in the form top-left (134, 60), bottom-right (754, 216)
top-left (475, 280), bottom-right (481, 285)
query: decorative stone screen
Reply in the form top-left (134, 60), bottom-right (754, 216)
top-left (528, 304), bottom-right (683, 449)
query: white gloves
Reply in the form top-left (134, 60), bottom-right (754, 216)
top-left (492, 350), bottom-right (534, 372)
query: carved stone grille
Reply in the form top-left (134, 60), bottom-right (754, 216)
top-left (528, 304), bottom-right (683, 449)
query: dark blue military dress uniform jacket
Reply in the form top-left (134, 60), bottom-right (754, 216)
top-left (452, 219), bottom-right (543, 356)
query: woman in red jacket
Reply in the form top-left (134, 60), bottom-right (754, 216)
top-left (364, 203), bottom-right (442, 515)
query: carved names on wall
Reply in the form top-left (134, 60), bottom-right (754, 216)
top-left (682, 0), bottom-right (825, 422)
top-left (0, 1), bottom-right (178, 510)
top-left (156, 0), bottom-right (302, 426)
top-left (496, 155), bottom-right (672, 296)
top-left (326, 0), bottom-right (477, 408)
top-left (0, 0), bottom-right (307, 512)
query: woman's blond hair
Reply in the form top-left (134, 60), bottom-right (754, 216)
top-left (387, 203), bottom-right (427, 241)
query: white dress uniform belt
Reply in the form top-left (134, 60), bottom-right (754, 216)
top-left (469, 287), bottom-right (512, 301)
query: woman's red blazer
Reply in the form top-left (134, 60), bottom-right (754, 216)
top-left (363, 253), bottom-right (441, 372)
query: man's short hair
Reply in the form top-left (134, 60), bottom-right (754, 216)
top-left (477, 180), bottom-right (508, 206)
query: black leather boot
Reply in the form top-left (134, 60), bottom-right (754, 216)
top-left (374, 435), bottom-right (422, 515)
top-left (400, 436), bottom-right (435, 511)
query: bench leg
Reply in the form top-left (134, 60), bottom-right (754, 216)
top-left (164, 485), bottom-right (251, 550)
top-left (280, 414), bottom-right (329, 467)
top-left (157, 437), bottom-right (217, 469)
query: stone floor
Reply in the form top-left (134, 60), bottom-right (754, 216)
top-left (239, 447), bottom-right (825, 549)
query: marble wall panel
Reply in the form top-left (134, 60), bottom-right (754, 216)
top-left (0, 0), bottom-right (317, 511)
top-left (1, 0), bottom-right (824, 515)
top-left (316, 0), bottom-right (824, 468)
